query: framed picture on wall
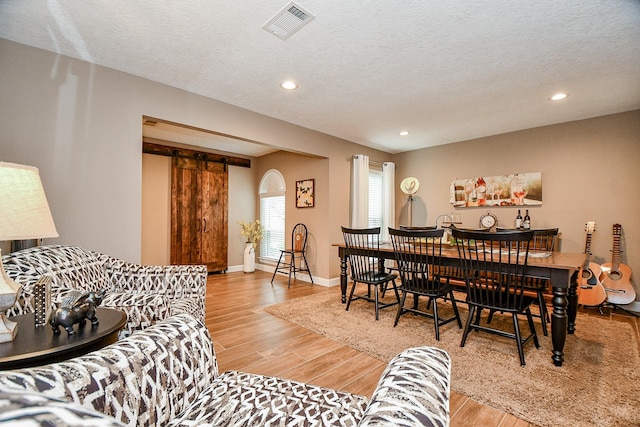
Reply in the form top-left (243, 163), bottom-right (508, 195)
top-left (296, 179), bottom-right (315, 208)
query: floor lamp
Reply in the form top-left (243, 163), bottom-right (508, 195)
top-left (0, 162), bottom-right (58, 342)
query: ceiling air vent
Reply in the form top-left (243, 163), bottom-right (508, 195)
top-left (263, 2), bottom-right (315, 40)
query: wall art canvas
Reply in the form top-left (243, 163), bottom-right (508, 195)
top-left (296, 179), bottom-right (315, 208)
top-left (450, 172), bottom-right (542, 208)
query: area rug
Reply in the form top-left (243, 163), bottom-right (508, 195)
top-left (264, 292), bottom-right (640, 427)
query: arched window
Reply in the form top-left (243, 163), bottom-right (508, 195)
top-left (259, 169), bottom-right (286, 260)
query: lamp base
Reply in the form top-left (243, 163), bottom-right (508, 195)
top-left (0, 314), bottom-right (17, 343)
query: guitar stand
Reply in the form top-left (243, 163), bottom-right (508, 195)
top-left (598, 302), bottom-right (639, 318)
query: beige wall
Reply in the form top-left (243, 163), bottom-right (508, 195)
top-left (141, 154), bottom-right (171, 264)
top-left (2, 39), bottom-right (638, 300)
top-left (392, 110), bottom-right (640, 298)
top-left (256, 151), bottom-right (330, 279)
top-left (0, 38), bottom-right (379, 264)
top-left (228, 161), bottom-right (259, 267)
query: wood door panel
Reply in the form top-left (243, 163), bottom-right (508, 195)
top-left (202, 164), bottom-right (228, 271)
top-left (171, 158), bottom-right (202, 265)
top-left (171, 158), bottom-right (228, 272)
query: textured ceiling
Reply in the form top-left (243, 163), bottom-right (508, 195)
top-left (1, 1), bottom-right (639, 154)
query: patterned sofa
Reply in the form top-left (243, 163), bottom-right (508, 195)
top-left (0, 314), bottom-right (452, 427)
top-left (2, 245), bottom-right (207, 338)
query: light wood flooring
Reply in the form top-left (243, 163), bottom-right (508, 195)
top-left (206, 270), bottom-right (639, 427)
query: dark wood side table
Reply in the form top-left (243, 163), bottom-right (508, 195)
top-left (0, 308), bottom-right (127, 370)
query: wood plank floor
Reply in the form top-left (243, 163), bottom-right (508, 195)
top-left (206, 270), bottom-right (639, 427)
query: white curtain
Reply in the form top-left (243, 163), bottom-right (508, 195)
top-left (381, 162), bottom-right (395, 242)
top-left (350, 154), bottom-right (369, 228)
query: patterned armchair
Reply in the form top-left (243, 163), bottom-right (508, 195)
top-left (2, 245), bottom-right (207, 338)
top-left (0, 314), bottom-right (451, 427)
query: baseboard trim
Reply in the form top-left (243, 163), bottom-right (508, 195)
top-left (225, 264), bottom-right (339, 287)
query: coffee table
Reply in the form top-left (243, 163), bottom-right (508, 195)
top-left (0, 307), bottom-right (126, 370)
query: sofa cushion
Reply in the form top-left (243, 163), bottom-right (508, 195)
top-left (169, 297), bottom-right (202, 319)
top-left (168, 370), bottom-right (370, 427)
top-left (0, 391), bottom-right (126, 426)
top-left (101, 293), bottom-right (170, 338)
top-left (358, 346), bottom-right (451, 427)
top-left (4, 245), bottom-right (110, 292)
top-left (4, 245), bottom-right (207, 335)
top-left (0, 314), bottom-right (216, 427)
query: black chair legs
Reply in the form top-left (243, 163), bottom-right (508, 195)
top-left (346, 279), bottom-right (398, 321)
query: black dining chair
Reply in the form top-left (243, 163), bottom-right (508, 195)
top-left (342, 226), bottom-right (399, 320)
top-left (452, 228), bottom-right (539, 365)
top-left (388, 226), bottom-right (438, 275)
top-left (389, 227), bottom-right (462, 340)
top-left (525, 228), bottom-right (559, 336)
top-left (498, 227), bottom-right (559, 336)
top-left (271, 223), bottom-right (314, 288)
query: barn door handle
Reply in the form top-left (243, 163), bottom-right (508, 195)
top-left (203, 218), bottom-right (207, 232)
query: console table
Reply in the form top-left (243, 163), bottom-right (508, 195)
top-left (0, 308), bottom-right (126, 370)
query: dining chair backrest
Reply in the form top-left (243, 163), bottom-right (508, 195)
top-left (291, 223), bottom-right (308, 252)
top-left (341, 226), bottom-right (384, 279)
top-left (496, 227), bottom-right (558, 252)
top-left (398, 225), bottom-right (437, 231)
top-left (389, 227), bottom-right (446, 294)
top-left (530, 228), bottom-right (559, 251)
top-left (452, 228), bottom-right (535, 311)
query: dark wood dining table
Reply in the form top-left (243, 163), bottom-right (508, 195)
top-left (334, 242), bottom-right (586, 367)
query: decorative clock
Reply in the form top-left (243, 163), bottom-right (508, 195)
top-left (479, 212), bottom-right (497, 230)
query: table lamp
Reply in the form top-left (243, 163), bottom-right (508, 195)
top-left (0, 162), bottom-right (58, 342)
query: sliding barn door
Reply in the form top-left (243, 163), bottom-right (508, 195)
top-left (201, 161), bottom-right (228, 272)
top-left (171, 157), bottom-right (228, 272)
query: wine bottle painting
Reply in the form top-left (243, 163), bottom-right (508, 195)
top-left (450, 172), bottom-right (542, 208)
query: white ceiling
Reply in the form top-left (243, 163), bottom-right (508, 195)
top-left (2, 1), bottom-right (639, 154)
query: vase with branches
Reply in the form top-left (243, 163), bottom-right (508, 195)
top-left (239, 220), bottom-right (264, 249)
top-left (239, 220), bottom-right (263, 273)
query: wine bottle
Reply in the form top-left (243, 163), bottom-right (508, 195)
top-left (515, 209), bottom-right (522, 229)
top-left (523, 210), bottom-right (531, 230)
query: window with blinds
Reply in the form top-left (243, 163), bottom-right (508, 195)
top-left (260, 195), bottom-right (285, 260)
top-left (368, 168), bottom-right (383, 228)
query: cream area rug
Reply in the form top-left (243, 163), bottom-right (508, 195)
top-left (264, 292), bottom-right (640, 427)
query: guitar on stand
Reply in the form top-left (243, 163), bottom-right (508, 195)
top-left (577, 222), bottom-right (607, 306)
top-left (599, 224), bottom-right (638, 317)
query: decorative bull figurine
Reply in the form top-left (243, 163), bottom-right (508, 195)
top-left (49, 289), bottom-right (106, 335)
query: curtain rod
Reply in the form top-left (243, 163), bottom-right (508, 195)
top-left (352, 155), bottom-right (390, 167)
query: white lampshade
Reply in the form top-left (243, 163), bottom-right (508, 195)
top-left (0, 161), bottom-right (58, 342)
top-left (0, 162), bottom-right (58, 241)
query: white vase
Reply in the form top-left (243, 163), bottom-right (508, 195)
top-left (243, 242), bottom-right (255, 273)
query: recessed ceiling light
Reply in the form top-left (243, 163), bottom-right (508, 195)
top-left (550, 92), bottom-right (568, 101)
top-left (399, 131), bottom-right (410, 136)
top-left (280, 80), bottom-right (298, 90)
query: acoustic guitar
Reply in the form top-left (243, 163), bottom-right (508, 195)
top-left (577, 222), bottom-right (607, 306)
top-left (600, 224), bottom-right (636, 305)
